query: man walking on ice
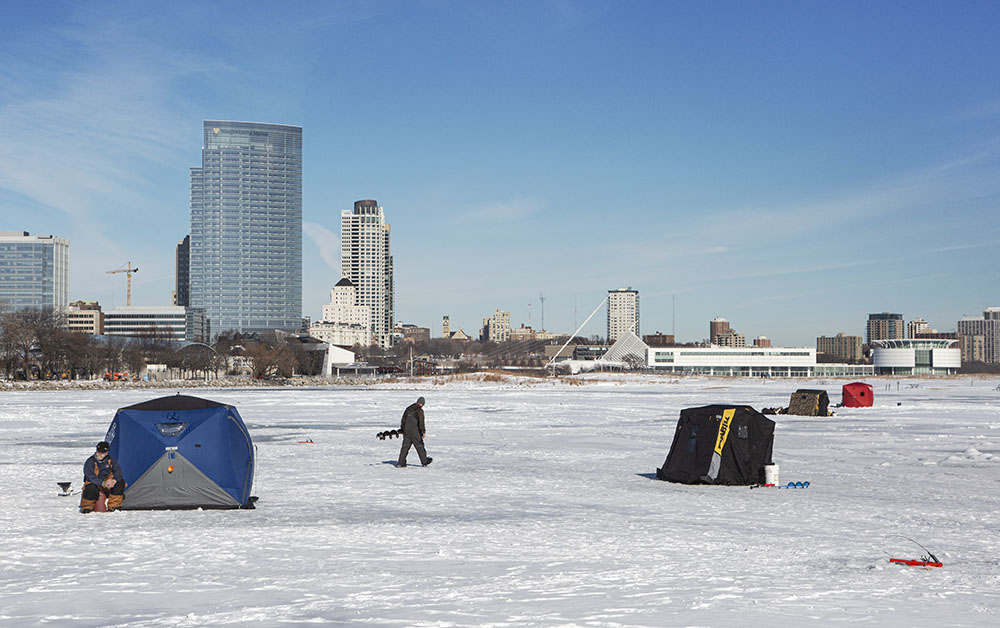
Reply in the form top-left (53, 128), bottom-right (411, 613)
top-left (397, 396), bottom-right (432, 468)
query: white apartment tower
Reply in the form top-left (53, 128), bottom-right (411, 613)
top-left (607, 287), bottom-right (639, 343)
top-left (341, 200), bottom-right (394, 348)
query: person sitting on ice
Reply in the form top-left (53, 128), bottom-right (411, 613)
top-left (80, 441), bottom-right (125, 513)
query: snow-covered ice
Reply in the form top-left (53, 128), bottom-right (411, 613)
top-left (2, 375), bottom-right (999, 627)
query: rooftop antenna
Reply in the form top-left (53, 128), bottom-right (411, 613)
top-left (539, 291), bottom-right (546, 331)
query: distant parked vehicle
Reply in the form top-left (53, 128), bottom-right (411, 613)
top-left (103, 372), bottom-right (130, 381)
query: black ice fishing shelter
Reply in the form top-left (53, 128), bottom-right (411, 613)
top-left (656, 405), bottom-right (775, 485)
top-left (787, 389), bottom-right (830, 416)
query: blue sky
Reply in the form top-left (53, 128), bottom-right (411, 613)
top-left (1, 1), bottom-right (998, 345)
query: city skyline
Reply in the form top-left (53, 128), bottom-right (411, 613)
top-left (1, 2), bottom-right (999, 345)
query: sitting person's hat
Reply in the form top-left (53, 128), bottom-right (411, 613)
top-left (96, 441), bottom-right (110, 452)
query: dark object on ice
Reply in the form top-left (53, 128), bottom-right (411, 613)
top-left (377, 429), bottom-right (402, 440)
top-left (105, 394), bottom-right (256, 509)
top-left (656, 405), bottom-right (775, 486)
top-left (57, 482), bottom-right (72, 495)
top-left (761, 407), bottom-right (786, 415)
top-left (750, 481), bottom-right (810, 489)
top-left (842, 382), bottom-right (874, 408)
top-left (787, 389), bottom-right (831, 416)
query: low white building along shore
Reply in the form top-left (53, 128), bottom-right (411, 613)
top-left (558, 333), bottom-right (874, 377)
top-left (646, 344), bottom-right (874, 377)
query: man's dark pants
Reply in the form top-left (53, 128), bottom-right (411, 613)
top-left (397, 426), bottom-right (429, 466)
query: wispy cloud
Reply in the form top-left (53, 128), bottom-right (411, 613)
top-left (0, 19), bottom-right (212, 219)
top-left (304, 222), bottom-right (341, 272)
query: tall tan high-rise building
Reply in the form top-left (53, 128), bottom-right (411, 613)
top-left (341, 200), bottom-right (394, 348)
top-left (867, 313), bottom-right (904, 345)
top-left (957, 308), bottom-right (1000, 363)
top-left (607, 288), bottom-right (639, 342)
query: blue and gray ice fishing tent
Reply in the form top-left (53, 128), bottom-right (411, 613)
top-left (105, 394), bottom-right (255, 509)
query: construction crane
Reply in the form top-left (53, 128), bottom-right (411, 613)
top-left (107, 262), bottom-right (139, 306)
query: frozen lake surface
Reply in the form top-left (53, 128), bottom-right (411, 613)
top-left (2, 375), bottom-right (999, 627)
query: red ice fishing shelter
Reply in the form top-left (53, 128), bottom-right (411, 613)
top-left (842, 382), bottom-right (873, 408)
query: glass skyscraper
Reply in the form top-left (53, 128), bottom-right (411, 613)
top-left (189, 121), bottom-right (302, 335)
top-left (0, 231), bottom-right (69, 310)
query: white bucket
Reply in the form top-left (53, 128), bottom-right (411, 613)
top-left (764, 464), bottom-right (779, 485)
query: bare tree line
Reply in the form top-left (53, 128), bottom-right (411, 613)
top-left (0, 307), bottom-right (326, 381)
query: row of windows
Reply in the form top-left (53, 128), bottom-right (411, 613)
top-left (654, 350), bottom-right (811, 359)
top-left (106, 315), bottom-right (185, 320)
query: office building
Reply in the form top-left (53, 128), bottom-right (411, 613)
top-left (341, 200), bottom-right (393, 348)
top-left (174, 235), bottom-right (190, 307)
top-left (0, 231), bottom-right (69, 310)
top-left (189, 121), bottom-right (302, 336)
top-left (817, 333), bottom-right (863, 363)
top-left (867, 312), bottom-right (904, 345)
top-left (607, 288), bottom-right (639, 343)
top-left (66, 301), bottom-right (103, 335)
top-left (753, 336), bottom-right (772, 348)
top-left (103, 306), bottom-right (208, 342)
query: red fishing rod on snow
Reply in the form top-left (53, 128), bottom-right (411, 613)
top-left (883, 534), bottom-right (943, 568)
